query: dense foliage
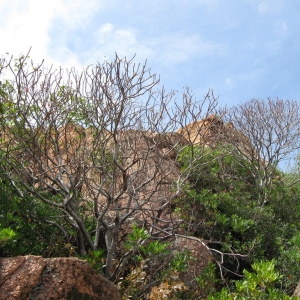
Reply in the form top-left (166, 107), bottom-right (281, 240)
top-left (0, 174), bottom-right (72, 257)
top-left (177, 145), bottom-right (300, 296)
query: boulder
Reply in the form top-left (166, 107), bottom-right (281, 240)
top-left (146, 235), bottom-right (214, 299)
top-left (177, 114), bottom-right (226, 145)
top-left (294, 280), bottom-right (300, 297)
top-left (177, 114), bottom-right (255, 159)
top-left (0, 255), bottom-right (120, 300)
top-left (172, 235), bottom-right (213, 287)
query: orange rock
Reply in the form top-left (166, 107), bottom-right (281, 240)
top-left (0, 255), bottom-right (120, 300)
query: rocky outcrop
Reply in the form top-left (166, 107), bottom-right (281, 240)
top-left (178, 115), bottom-right (239, 146)
top-left (177, 115), bottom-right (226, 145)
top-left (0, 255), bottom-right (120, 300)
top-left (177, 114), bottom-right (255, 159)
top-left (294, 281), bottom-right (300, 297)
top-left (172, 236), bottom-right (213, 292)
top-left (145, 235), bottom-right (213, 299)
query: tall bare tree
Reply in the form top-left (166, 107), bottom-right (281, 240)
top-left (0, 52), bottom-right (219, 278)
top-left (221, 98), bottom-right (300, 204)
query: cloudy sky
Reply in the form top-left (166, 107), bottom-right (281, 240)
top-left (0, 0), bottom-right (299, 106)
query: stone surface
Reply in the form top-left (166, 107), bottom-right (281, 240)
top-left (0, 255), bottom-right (120, 300)
top-left (177, 114), bottom-right (254, 158)
top-left (177, 114), bottom-right (226, 145)
top-left (294, 281), bottom-right (300, 297)
top-left (172, 236), bottom-right (213, 287)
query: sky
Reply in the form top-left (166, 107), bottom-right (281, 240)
top-left (0, 0), bottom-right (300, 107)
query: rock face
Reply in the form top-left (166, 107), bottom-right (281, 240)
top-left (294, 281), bottom-right (300, 297)
top-left (177, 114), bottom-right (254, 158)
top-left (177, 115), bottom-right (227, 146)
top-left (146, 236), bottom-right (213, 299)
top-left (172, 236), bottom-right (213, 292)
top-left (0, 255), bottom-right (120, 300)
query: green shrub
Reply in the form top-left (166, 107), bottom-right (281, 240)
top-left (176, 145), bottom-right (300, 294)
top-left (0, 176), bottom-right (70, 257)
top-left (83, 249), bottom-right (106, 273)
top-left (209, 260), bottom-right (298, 299)
top-left (0, 227), bottom-right (17, 247)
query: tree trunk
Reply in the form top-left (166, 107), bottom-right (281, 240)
top-left (104, 226), bottom-right (117, 278)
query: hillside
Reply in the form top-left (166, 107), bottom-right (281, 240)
top-left (1, 53), bottom-right (299, 298)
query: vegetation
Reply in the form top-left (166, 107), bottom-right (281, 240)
top-left (0, 52), bottom-right (300, 298)
top-left (177, 145), bottom-right (300, 296)
top-left (209, 260), bottom-right (299, 299)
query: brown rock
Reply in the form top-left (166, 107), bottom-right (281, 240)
top-left (147, 236), bottom-right (214, 299)
top-left (0, 255), bottom-right (120, 300)
top-left (177, 115), bottom-right (255, 160)
top-left (172, 235), bottom-right (213, 287)
top-left (177, 114), bottom-right (225, 146)
top-left (294, 281), bottom-right (300, 297)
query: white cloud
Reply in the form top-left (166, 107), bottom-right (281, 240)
top-left (87, 23), bottom-right (153, 63)
top-left (258, 1), bottom-right (269, 13)
top-left (0, 0), bottom-right (226, 71)
top-left (0, 0), bottom-right (226, 68)
top-left (154, 34), bottom-right (226, 65)
top-left (276, 20), bottom-right (288, 35)
top-left (257, 0), bottom-right (283, 14)
top-left (0, 1), bottom-right (51, 60)
top-left (185, 0), bottom-right (218, 7)
top-left (0, 0), bottom-right (101, 66)
top-left (88, 26), bottom-right (226, 67)
top-left (57, 0), bottom-right (101, 29)
top-left (262, 19), bottom-right (289, 52)
top-left (224, 77), bottom-right (235, 89)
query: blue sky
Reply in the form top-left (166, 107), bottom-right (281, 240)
top-left (0, 0), bottom-right (300, 107)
